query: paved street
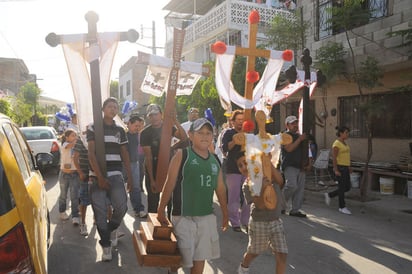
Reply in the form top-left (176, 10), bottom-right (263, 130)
top-left (45, 171), bottom-right (412, 274)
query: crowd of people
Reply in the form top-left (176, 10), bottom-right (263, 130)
top-left (57, 98), bottom-right (352, 273)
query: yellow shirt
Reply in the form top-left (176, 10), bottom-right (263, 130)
top-left (332, 140), bottom-right (350, 166)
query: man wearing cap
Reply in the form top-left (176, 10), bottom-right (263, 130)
top-left (140, 104), bottom-right (188, 215)
top-left (181, 107), bottom-right (200, 134)
top-left (280, 115), bottom-right (311, 218)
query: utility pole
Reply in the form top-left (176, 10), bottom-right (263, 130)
top-left (140, 21), bottom-right (162, 55)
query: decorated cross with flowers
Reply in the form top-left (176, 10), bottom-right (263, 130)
top-left (211, 9), bottom-right (293, 121)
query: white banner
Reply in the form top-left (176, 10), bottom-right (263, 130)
top-left (138, 52), bottom-right (203, 97)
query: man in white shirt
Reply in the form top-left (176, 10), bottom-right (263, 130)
top-left (181, 107), bottom-right (200, 134)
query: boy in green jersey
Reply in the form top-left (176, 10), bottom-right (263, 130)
top-left (157, 118), bottom-right (229, 274)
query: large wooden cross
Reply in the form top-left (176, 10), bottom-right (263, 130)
top-left (46, 11), bottom-right (138, 175)
top-left (236, 10), bottom-right (271, 121)
top-left (155, 28), bottom-right (186, 189)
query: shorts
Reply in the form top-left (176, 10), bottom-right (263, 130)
top-left (171, 214), bottom-right (220, 268)
top-left (247, 218), bottom-right (288, 254)
top-left (79, 180), bottom-right (91, 206)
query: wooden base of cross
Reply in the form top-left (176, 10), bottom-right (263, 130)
top-left (132, 213), bottom-right (181, 269)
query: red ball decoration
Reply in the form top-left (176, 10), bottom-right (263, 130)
top-left (211, 41), bottom-right (227, 54)
top-left (246, 70), bottom-right (260, 83)
top-left (282, 50), bottom-right (294, 62)
top-left (242, 119), bottom-right (255, 133)
top-left (249, 10), bottom-right (260, 24)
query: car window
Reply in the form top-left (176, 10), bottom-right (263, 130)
top-left (0, 160), bottom-right (16, 216)
top-left (3, 124), bottom-right (30, 182)
top-left (14, 127), bottom-right (35, 172)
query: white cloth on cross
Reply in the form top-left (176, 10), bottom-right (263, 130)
top-left (61, 32), bottom-right (120, 146)
top-left (244, 133), bottom-right (283, 196)
top-left (215, 46), bottom-right (286, 111)
top-left (255, 70), bottom-right (318, 118)
top-left (138, 51), bottom-right (203, 97)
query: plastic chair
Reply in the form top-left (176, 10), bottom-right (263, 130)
top-left (312, 149), bottom-right (334, 185)
top-left (305, 149), bottom-right (335, 191)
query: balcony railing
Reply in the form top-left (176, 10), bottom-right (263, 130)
top-left (165, 0), bottom-right (294, 53)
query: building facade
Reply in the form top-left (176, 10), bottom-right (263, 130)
top-left (299, 0), bottom-right (412, 163)
top-left (118, 56), bottom-right (151, 115)
top-left (162, 0), bottom-right (411, 165)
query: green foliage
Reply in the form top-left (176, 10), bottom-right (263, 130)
top-left (18, 82), bottom-right (41, 105)
top-left (110, 80), bottom-right (119, 100)
top-left (357, 56), bottom-right (383, 90)
top-left (327, 0), bottom-right (370, 33)
top-left (10, 97), bottom-right (32, 126)
top-left (265, 11), bottom-right (309, 53)
top-left (314, 42), bottom-right (347, 82)
top-left (0, 99), bottom-right (12, 116)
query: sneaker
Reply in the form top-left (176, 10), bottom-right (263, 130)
top-left (72, 217), bottom-right (80, 226)
top-left (289, 211), bottom-right (307, 218)
top-left (238, 264), bottom-right (250, 274)
top-left (139, 211), bottom-right (148, 218)
top-left (60, 212), bottom-right (69, 220)
top-left (324, 193), bottom-right (330, 206)
top-left (102, 246), bottom-right (112, 261)
top-left (339, 207), bottom-right (352, 215)
top-left (80, 224), bottom-right (88, 236)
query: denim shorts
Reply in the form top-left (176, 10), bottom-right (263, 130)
top-left (79, 180), bottom-right (91, 206)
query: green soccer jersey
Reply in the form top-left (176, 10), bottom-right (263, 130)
top-left (173, 147), bottom-right (221, 216)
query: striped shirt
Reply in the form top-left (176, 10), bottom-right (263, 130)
top-left (73, 138), bottom-right (89, 176)
top-left (87, 121), bottom-right (128, 175)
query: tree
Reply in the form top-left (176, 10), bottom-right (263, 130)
top-left (325, 0), bottom-right (384, 201)
top-left (0, 99), bottom-right (12, 117)
top-left (265, 10), bottom-right (309, 63)
top-left (110, 80), bottom-right (119, 99)
top-left (313, 42), bottom-right (347, 147)
top-left (314, 42), bottom-right (347, 82)
top-left (16, 82), bottom-right (42, 126)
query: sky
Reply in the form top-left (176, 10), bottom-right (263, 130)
top-left (0, 0), bottom-right (170, 103)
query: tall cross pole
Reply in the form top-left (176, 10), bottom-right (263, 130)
top-left (85, 12), bottom-right (106, 175)
top-left (235, 10), bottom-right (271, 121)
top-left (155, 28), bottom-right (185, 190)
top-left (46, 11), bottom-right (139, 176)
top-left (300, 48), bottom-right (312, 167)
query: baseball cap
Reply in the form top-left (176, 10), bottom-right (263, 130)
top-left (146, 104), bottom-right (162, 116)
top-left (188, 107), bottom-right (199, 114)
top-left (285, 115), bottom-right (298, 124)
top-left (189, 118), bottom-right (213, 132)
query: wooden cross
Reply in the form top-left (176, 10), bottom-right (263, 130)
top-left (155, 28), bottom-right (186, 190)
top-left (46, 11), bottom-right (138, 175)
top-left (137, 36), bottom-right (209, 190)
top-left (235, 9), bottom-right (271, 121)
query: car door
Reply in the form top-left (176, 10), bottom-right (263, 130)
top-left (0, 121), bottom-right (48, 274)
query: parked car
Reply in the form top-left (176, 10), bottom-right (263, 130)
top-left (0, 113), bottom-right (49, 273)
top-left (20, 126), bottom-right (61, 173)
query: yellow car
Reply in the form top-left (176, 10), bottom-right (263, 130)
top-left (0, 113), bottom-right (49, 273)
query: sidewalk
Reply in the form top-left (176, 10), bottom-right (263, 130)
top-left (304, 185), bottom-right (412, 220)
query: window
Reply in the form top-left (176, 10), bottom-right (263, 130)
top-left (120, 85), bottom-right (124, 98)
top-left (316, 0), bottom-right (389, 40)
top-left (126, 80), bottom-right (131, 97)
top-left (339, 91), bottom-right (411, 138)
